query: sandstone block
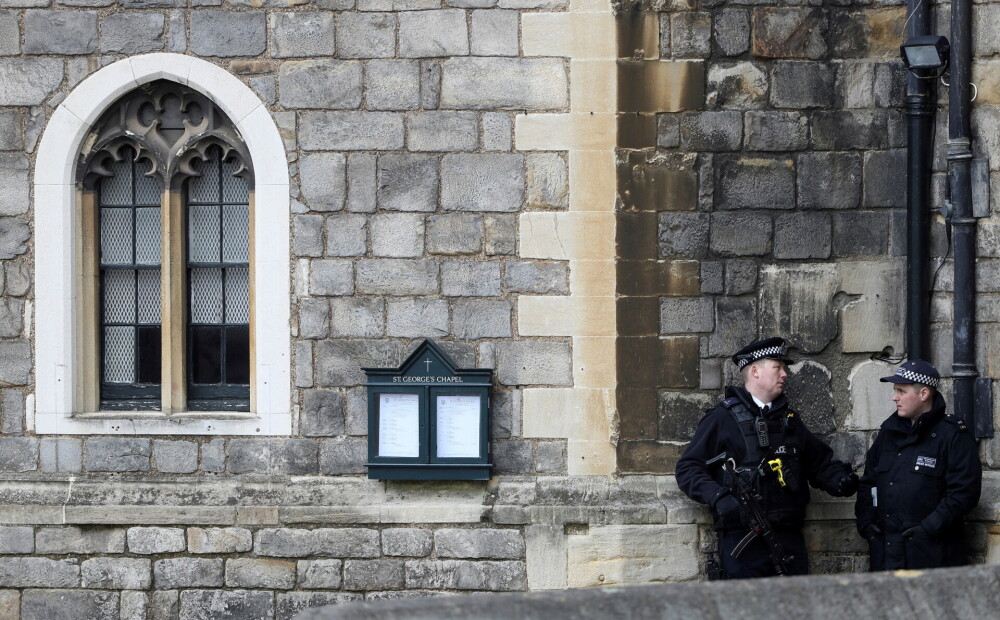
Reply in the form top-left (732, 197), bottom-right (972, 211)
top-left (453, 300), bottom-right (512, 339)
top-left (471, 9), bottom-right (518, 56)
top-left (0, 436), bottom-right (35, 471)
top-left (709, 212), bottom-right (772, 256)
top-left (744, 111), bottom-right (807, 151)
top-left (833, 212), bottom-right (889, 257)
top-left (326, 214), bottom-right (367, 256)
top-left (300, 153), bottom-right (347, 212)
top-left (771, 61), bottom-right (836, 108)
top-left (670, 12), bottom-right (711, 58)
top-left (751, 8), bottom-right (827, 59)
top-left (356, 259), bottom-right (438, 295)
top-left (386, 298), bottom-right (449, 338)
top-left (680, 111), bottom-right (742, 151)
top-left (330, 298), bottom-right (385, 338)
top-left (21, 590), bottom-right (116, 619)
top-left (525, 153), bottom-right (568, 209)
top-left (0, 558), bottom-right (79, 588)
top-left (716, 156), bottom-right (794, 210)
top-left (495, 341), bottom-right (572, 386)
top-left (302, 389), bottom-right (345, 437)
top-left (154, 558), bottom-right (223, 589)
top-left (435, 529), bottom-right (524, 560)
top-left (0, 526), bottom-right (32, 553)
top-left (228, 439), bottom-right (318, 474)
top-left (426, 214), bottom-right (483, 255)
top-left (0, 59), bottom-right (62, 105)
top-left (319, 436), bottom-right (368, 474)
top-left (408, 111), bottom-right (478, 152)
top-left (188, 528), bottom-right (253, 554)
top-left (348, 154), bottom-right (377, 213)
top-left (707, 61), bottom-right (767, 109)
top-left (153, 440), bottom-right (198, 474)
top-left (343, 559), bottom-right (405, 590)
top-left (179, 590), bottom-right (273, 620)
top-left (714, 8), bottom-right (749, 56)
top-left (311, 259), bottom-right (354, 296)
top-left (660, 297), bottom-right (714, 334)
top-left (315, 340), bottom-right (402, 386)
top-left (404, 560), bottom-right (526, 590)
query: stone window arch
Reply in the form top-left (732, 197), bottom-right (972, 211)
top-left (34, 54), bottom-right (290, 435)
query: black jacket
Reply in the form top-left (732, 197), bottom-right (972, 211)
top-left (676, 386), bottom-right (855, 532)
top-left (855, 393), bottom-right (982, 570)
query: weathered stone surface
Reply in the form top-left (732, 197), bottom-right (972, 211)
top-left (228, 439), bottom-right (318, 474)
top-left (0, 558), bottom-right (79, 588)
top-left (658, 212), bottom-right (709, 259)
top-left (453, 300), bottom-right (511, 339)
top-left (701, 261), bottom-right (723, 294)
top-left (482, 112), bottom-right (512, 151)
top-left (426, 214), bottom-right (483, 255)
top-left (299, 298), bottom-right (331, 339)
top-left (298, 559), bottom-right (343, 589)
top-left (494, 440), bottom-right (532, 475)
top-left (302, 390), bottom-right (345, 437)
top-left (442, 154), bottom-right (524, 212)
top-left (153, 440), bottom-right (198, 474)
top-left (344, 559), bottom-right (405, 590)
top-left (0, 436), bottom-right (35, 471)
top-left (811, 110), bottom-right (888, 151)
top-left (21, 590), bottom-right (116, 620)
top-left (0, 298), bottom-right (22, 338)
top-left (301, 112), bottom-right (404, 151)
top-left (846, 359), bottom-right (897, 430)
top-left (714, 8), bottom-right (749, 56)
top-left (716, 156), bottom-right (794, 210)
top-left (276, 592), bottom-right (363, 620)
top-left (0, 110), bottom-right (22, 152)
top-left (774, 213), bottom-right (831, 259)
top-left (348, 154), bottom-right (377, 213)
top-left (405, 560), bottom-right (527, 590)
top-left (190, 11), bottom-right (264, 56)
top-left (0, 154), bottom-right (27, 218)
top-left (770, 61), bottom-right (836, 108)
top-left (421, 60), bottom-right (442, 109)
top-left (862, 149), bottom-right (906, 207)
top-left (797, 152), bottom-right (862, 210)
top-left (707, 296), bottom-right (756, 357)
top-left (0, 219), bottom-right (28, 260)
top-left (0, 526), bottom-right (32, 553)
top-left (534, 440), bottom-right (566, 474)
top-left (657, 114), bottom-right (680, 148)
top-left (840, 261), bottom-right (904, 354)
top-left (386, 298), bottom-right (448, 337)
top-left (5, 262), bottom-right (29, 296)
top-left (471, 9), bottom-right (518, 56)
top-left (0, 59), bottom-right (61, 106)
top-left (101, 12), bottom-right (164, 54)
top-left (128, 527), bottom-right (185, 555)
top-left (82, 557), bottom-right (152, 590)
top-left (300, 153), bottom-right (347, 212)
top-left (39, 437), bottom-right (81, 473)
top-left (680, 111), bottom-right (742, 151)
top-left (567, 525), bottom-right (699, 586)
top-left (709, 212), bottom-right (772, 257)
top-left (725, 259), bottom-right (757, 295)
top-left (671, 12), bottom-right (711, 57)
top-left (495, 341), bottom-right (572, 386)
top-left (442, 261), bottom-right (501, 297)
top-left (121, 591), bottom-right (146, 620)
top-left (85, 438), bottom-right (150, 472)
top-left (435, 529), bottom-right (524, 560)
top-left (319, 436), bottom-right (367, 474)
top-left (329, 298), bottom-right (384, 338)
top-left (188, 528), bottom-right (253, 554)
top-left (832, 212), bottom-right (889, 257)
top-left (759, 264), bottom-right (839, 354)
top-left (150, 590), bottom-right (179, 620)
top-left (503, 261), bottom-right (567, 294)
top-left (525, 153), bottom-right (567, 209)
top-left (295, 215), bottom-right (325, 258)
top-left (378, 153), bottom-right (439, 212)
top-left (311, 259), bottom-right (354, 296)
top-left (383, 528), bottom-right (433, 557)
top-left (706, 62), bottom-right (768, 109)
top-left (24, 10), bottom-right (97, 54)
top-left (408, 111), bottom-right (478, 152)
top-left (751, 8), bottom-right (827, 59)
top-left (326, 214), bottom-right (367, 257)
top-left (201, 439), bottom-right (225, 473)
top-left (356, 259), bottom-right (438, 295)
top-left (367, 60), bottom-right (420, 111)
top-left (744, 111), bottom-right (807, 151)
top-left (179, 590), bottom-right (274, 620)
top-left (315, 339), bottom-right (402, 386)
top-left (36, 527), bottom-right (124, 554)
top-left (154, 559), bottom-right (223, 589)
top-left (371, 213), bottom-right (424, 257)
top-left (226, 558), bottom-right (296, 589)
top-left (400, 9), bottom-right (468, 57)
top-left (0, 10), bottom-right (16, 54)
top-left (272, 12), bottom-right (336, 58)
top-left (657, 391), bottom-right (716, 441)
top-left (484, 214), bottom-right (516, 256)
top-left (441, 58), bottom-right (567, 110)
top-left (337, 13), bottom-right (396, 58)
top-left (784, 361), bottom-right (835, 434)
top-left (280, 60), bottom-right (362, 110)
top-left (660, 297), bottom-right (713, 334)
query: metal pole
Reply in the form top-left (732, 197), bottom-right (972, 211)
top-left (948, 0), bottom-right (977, 428)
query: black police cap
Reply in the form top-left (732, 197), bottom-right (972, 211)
top-left (732, 337), bottom-right (796, 370)
top-left (879, 359), bottom-right (940, 388)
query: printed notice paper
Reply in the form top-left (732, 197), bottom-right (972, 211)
top-left (436, 395), bottom-right (481, 458)
top-left (378, 393), bottom-right (420, 457)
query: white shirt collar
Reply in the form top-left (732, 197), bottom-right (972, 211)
top-left (750, 395), bottom-right (771, 412)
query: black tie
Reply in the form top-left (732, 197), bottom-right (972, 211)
top-left (761, 405), bottom-right (770, 416)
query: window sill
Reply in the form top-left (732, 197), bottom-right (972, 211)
top-left (32, 406), bottom-right (290, 436)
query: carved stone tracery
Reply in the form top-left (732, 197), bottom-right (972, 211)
top-left (79, 80), bottom-right (254, 192)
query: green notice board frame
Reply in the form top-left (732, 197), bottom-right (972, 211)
top-left (363, 339), bottom-right (493, 481)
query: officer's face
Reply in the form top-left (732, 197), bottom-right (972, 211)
top-left (893, 384), bottom-right (931, 420)
top-left (751, 359), bottom-right (788, 401)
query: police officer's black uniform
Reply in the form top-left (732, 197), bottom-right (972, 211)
top-left (675, 338), bottom-right (858, 579)
top-left (855, 361), bottom-right (982, 571)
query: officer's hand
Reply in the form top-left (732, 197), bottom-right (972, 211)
top-left (902, 525), bottom-right (929, 539)
top-left (836, 472), bottom-right (859, 496)
top-left (714, 494), bottom-right (741, 518)
top-left (861, 524), bottom-right (882, 540)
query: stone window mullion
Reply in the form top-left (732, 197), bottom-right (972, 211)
top-left (161, 189), bottom-right (187, 414)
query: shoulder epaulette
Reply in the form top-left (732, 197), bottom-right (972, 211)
top-left (721, 397), bottom-right (740, 409)
top-left (944, 414), bottom-right (968, 432)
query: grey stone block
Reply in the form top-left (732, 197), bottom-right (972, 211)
top-left (250, 75), bottom-right (277, 106)
top-left (710, 212), bottom-right (772, 257)
top-left (280, 60), bottom-right (362, 110)
top-left (386, 298), bottom-right (449, 337)
top-left (201, 438), bottom-right (225, 473)
top-left (344, 559), bottom-right (405, 591)
top-left (356, 259), bottom-right (438, 295)
top-left (0, 298), bottom-right (22, 338)
top-left (168, 9), bottom-right (186, 52)
top-left (526, 153), bottom-right (568, 209)
top-left (442, 261), bottom-right (501, 297)
top-left (301, 111), bottom-right (404, 151)
top-left (330, 298), bottom-right (385, 338)
top-left (121, 591), bottom-right (147, 620)
top-left (300, 154), bottom-right (347, 213)
top-left (5, 262), bottom-right (30, 296)
top-left (453, 300), bottom-right (512, 339)
top-left (226, 558), bottom-right (296, 589)
top-left (495, 341), bottom-right (572, 386)
top-left (832, 212), bottom-right (889, 256)
top-left (0, 526), bottom-right (32, 553)
top-left (399, 9), bottom-right (468, 58)
top-left (724, 259), bottom-right (757, 295)
top-left (483, 112), bottom-right (512, 151)
top-left (774, 213), bottom-right (832, 259)
top-left (657, 114), bottom-right (680, 148)
top-left (660, 297), bottom-right (714, 334)
top-left (154, 559), bottom-right (223, 589)
top-left (503, 261), bottom-right (567, 294)
top-left (39, 438), bottom-right (81, 473)
top-left (484, 214), bottom-right (516, 256)
top-left (680, 111), bottom-right (742, 151)
top-left (797, 152), bottom-right (862, 210)
top-left (442, 154), bottom-right (524, 212)
top-left (101, 12), bottom-right (164, 54)
top-left (0, 10), bottom-right (17, 55)
top-left (314, 528), bottom-right (381, 558)
top-left (337, 13), bottom-right (396, 58)
top-left (535, 440), bottom-right (566, 474)
top-left (311, 259), bottom-right (355, 296)
top-left (490, 390), bottom-right (515, 439)
top-left (441, 57), bottom-right (567, 110)
top-left (0, 59), bottom-right (63, 105)
top-left (85, 437), bottom-right (150, 472)
top-left (658, 391), bottom-right (718, 441)
top-left (295, 215), bottom-right (325, 258)
top-left (315, 339), bottom-right (402, 387)
top-left (190, 11), bottom-right (265, 57)
top-left (319, 437), bottom-right (368, 474)
top-left (0, 154), bottom-right (28, 216)
top-left (708, 297), bottom-right (757, 357)
top-left (873, 62), bottom-right (906, 109)
top-left (153, 440), bottom-right (198, 474)
top-left (371, 213), bottom-right (425, 258)
top-left (383, 528), bottom-right (433, 557)
top-left (82, 557), bottom-right (152, 590)
top-left (863, 149), bottom-right (906, 207)
top-left (24, 10), bottom-right (97, 54)
top-left (408, 111), bottom-right (478, 152)
top-left (784, 361), bottom-right (835, 434)
top-left (743, 111), bottom-right (807, 151)
top-left (671, 12), bottom-right (711, 58)
top-left (716, 156), bottom-right (794, 210)
top-left (494, 441), bottom-right (532, 474)
top-left (366, 60), bottom-right (420, 111)
top-left (326, 214), bottom-right (367, 256)
top-left (0, 339), bottom-right (30, 384)
top-left (404, 560), bottom-right (526, 590)
top-left (471, 9), bottom-right (518, 56)
top-left (150, 590), bottom-right (179, 620)
top-left (714, 8), bottom-right (749, 56)
top-left (272, 12), bottom-right (336, 58)
top-left (299, 298), bottom-right (331, 339)
top-left (427, 214), bottom-right (483, 255)
top-left (0, 558), bottom-right (79, 588)
top-left (378, 154), bottom-right (439, 212)
top-left (302, 389), bottom-right (346, 437)
top-left (298, 559), bottom-right (343, 589)
top-left (345, 387), bottom-right (369, 435)
top-left (256, 528), bottom-right (315, 558)
top-left (276, 592), bottom-right (363, 620)
top-left (228, 439), bottom-right (319, 474)
top-left (0, 109), bottom-right (21, 150)
top-left (770, 61), bottom-right (836, 108)
top-left (658, 212), bottom-right (709, 259)
top-left (36, 527), bottom-right (125, 554)
top-left (348, 154), bottom-right (377, 213)
top-left (707, 61), bottom-right (768, 109)
top-left (421, 60), bottom-right (442, 109)
top-left (811, 110), bottom-right (888, 150)
top-left (128, 527), bottom-right (185, 555)
top-left (21, 590), bottom-right (116, 620)
top-left (0, 218), bottom-right (29, 259)
top-left (701, 261), bottom-right (724, 294)
top-left (751, 7), bottom-right (827, 59)
top-left (188, 528), bottom-right (253, 554)
top-left (180, 590), bottom-right (274, 620)
top-left (1, 388), bottom-right (22, 433)
top-left (435, 529), bottom-right (524, 559)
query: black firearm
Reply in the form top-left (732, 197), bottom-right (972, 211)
top-left (723, 457), bottom-right (795, 576)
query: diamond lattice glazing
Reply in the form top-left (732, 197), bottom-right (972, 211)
top-left (222, 205), bottom-right (249, 264)
top-left (225, 267), bottom-right (249, 324)
top-left (222, 158), bottom-right (249, 203)
top-left (104, 326), bottom-right (135, 383)
top-left (135, 207), bottom-right (162, 265)
top-left (137, 270), bottom-right (162, 325)
top-left (104, 270), bottom-right (136, 324)
top-left (101, 208), bottom-right (133, 265)
top-left (190, 268), bottom-right (223, 324)
top-left (100, 158), bottom-right (132, 206)
top-left (189, 155), bottom-right (220, 203)
top-left (189, 204), bottom-right (220, 263)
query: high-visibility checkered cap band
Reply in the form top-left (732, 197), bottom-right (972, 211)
top-left (880, 360), bottom-right (940, 388)
top-left (892, 367), bottom-right (940, 388)
top-left (735, 345), bottom-right (787, 369)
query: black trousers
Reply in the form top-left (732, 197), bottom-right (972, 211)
top-left (719, 528), bottom-right (809, 579)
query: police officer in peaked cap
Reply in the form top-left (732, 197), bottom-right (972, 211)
top-left (676, 337), bottom-right (860, 578)
top-left (855, 360), bottom-right (982, 571)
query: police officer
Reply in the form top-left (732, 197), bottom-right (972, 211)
top-left (855, 360), bottom-right (981, 571)
top-left (676, 337), bottom-right (859, 579)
